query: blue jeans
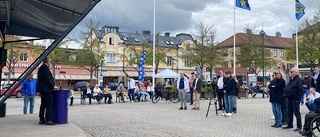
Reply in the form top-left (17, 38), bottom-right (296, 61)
top-left (224, 95), bottom-right (234, 113)
top-left (272, 102), bottom-right (282, 125)
top-left (300, 89), bottom-right (310, 103)
top-left (140, 92), bottom-right (150, 101)
top-left (128, 89), bottom-right (135, 101)
top-left (306, 101), bottom-right (317, 112)
top-left (23, 94), bottom-right (35, 114)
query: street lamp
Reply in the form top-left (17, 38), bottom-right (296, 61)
top-left (12, 54), bottom-right (16, 80)
top-left (259, 30), bottom-right (266, 87)
top-left (100, 57), bottom-right (104, 87)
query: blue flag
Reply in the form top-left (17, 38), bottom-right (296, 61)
top-left (236, 0), bottom-right (251, 11)
top-left (295, 0), bottom-right (305, 21)
top-left (195, 66), bottom-right (201, 76)
top-left (138, 51), bottom-right (146, 83)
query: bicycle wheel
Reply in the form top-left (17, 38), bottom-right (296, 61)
top-left (170, 91), bottom-right (179, 103)
top-left (152, 95), bottom-right (160, 104)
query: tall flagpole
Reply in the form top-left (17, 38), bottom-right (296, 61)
top-left (233, 0), bottom-right (236, 75)
top-left (152, 0), bottom-right (156, 89)
top-left (295, 18), bottom-right (299, 68)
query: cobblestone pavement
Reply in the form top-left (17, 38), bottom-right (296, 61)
top-left (4, 93), bottom-right (309, 137)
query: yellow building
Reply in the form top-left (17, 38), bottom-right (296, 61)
top-left (217, 31), bottom-right (295, 83)
top-left (93, 26), bottom-right (196, 83)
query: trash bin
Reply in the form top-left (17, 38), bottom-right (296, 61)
top-left (0, 102), bottom-right (6, 117)
top-left (53, 89), bottom-right (69, 124)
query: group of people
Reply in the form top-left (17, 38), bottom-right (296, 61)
top-left (216, 71), bottom-right (240, 117)
top-left (267, 64), bottom-right (320, 137)
top-left (81, 84), bottom-right (113, 105)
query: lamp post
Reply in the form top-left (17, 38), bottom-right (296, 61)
top-left (100, 57), bottom-right (104, 87)
top-left (12, 54), bottom-right (16, 80)
top-left (259, 30), bottom-right (266, 87)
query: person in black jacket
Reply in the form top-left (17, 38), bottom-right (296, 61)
top-left (299, 98), bottom-right (320, 137)
top-left (301, 73), bottom-right (311, 105)
top-left (311, 67), bottom-right (320, 92)
top-left (269, 71), bottom-right (285, 128)
top-left (282, 68), bottom-right (303, 132)
top-left (37, 57), bottom-right (57, 125)
top-left (223, 71), bottom-right (235, 117)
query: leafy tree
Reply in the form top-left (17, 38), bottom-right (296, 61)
top-left (236, 26), bottom-right (275, 74)
top-left (286, 9), bottom-right (320, 71)
top-left (72, 18), bottom-right (103, 84)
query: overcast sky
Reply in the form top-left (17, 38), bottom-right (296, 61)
top-left (67, 0), bottom-right (319, 46)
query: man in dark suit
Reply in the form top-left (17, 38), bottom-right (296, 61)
top-left (311, 67), bottom-right (320, 92)
top-left (37, 57), bottom-right (56, 125)
top-left (192, 72), bottom-right (203, 110)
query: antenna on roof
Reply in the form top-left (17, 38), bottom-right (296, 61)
top-left (123, 15), bottom-right (128, 31)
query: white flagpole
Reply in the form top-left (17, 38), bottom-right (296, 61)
top-left (295, 19), bottom-right (299, 68)
top-left (152, 0), bottom-right (156, 88)
top-left (233, 0), bottom-right (236, 75)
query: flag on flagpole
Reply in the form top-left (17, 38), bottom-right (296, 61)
top-left (138, 51), bottom-right (146, 83)
top-left (295, 0), bottom-right (305, 21)
top-left (236, 0), bottom-right (251, 11)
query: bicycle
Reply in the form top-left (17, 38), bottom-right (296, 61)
top-left (152, 91), bottom-right (179, 104)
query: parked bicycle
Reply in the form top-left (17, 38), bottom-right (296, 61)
top-left (152, 91), bottom-right (179, 104)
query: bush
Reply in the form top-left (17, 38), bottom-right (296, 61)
top-left (203, 86), bottom-right (213, 92)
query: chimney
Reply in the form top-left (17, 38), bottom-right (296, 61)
top-left (165, 32), bottom-right (170, 37)
top-left (276, 32), bottom-right (281, 38)
top-left (246, 29), bottom-right (252, 34)
top-left (142, 30), bottom-right (151, 35)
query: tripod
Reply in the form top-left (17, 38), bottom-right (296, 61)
top-left (206, 81), bottom-right (226, 118)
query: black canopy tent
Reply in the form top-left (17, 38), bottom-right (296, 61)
top-left (0, 0), bottom-right (101, 106)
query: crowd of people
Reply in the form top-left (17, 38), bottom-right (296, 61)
top-left (266, 64), bottom-right (320, 137)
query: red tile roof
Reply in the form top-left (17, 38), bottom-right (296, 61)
top-left (217, 33), bottom-right (294, 49)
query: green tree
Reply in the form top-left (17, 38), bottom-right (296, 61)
top-left (287, 9), bottom-right (320, 71)
top-left (236, 26), bottom-right (275, 73)
top-left (72, 18), bottom-right (103, 84)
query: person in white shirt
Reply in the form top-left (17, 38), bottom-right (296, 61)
top-left (127, 77), bottom-right (136, 103)
top-left (147, 82), bottom-right (154, 100)
top-left (217, 71), bottom-right (226, 110)
top-left (82, 83), bottom-right (92, 105)
top-left (93, 84), bottom-right (102, 104)
top-left (177, 71), bottom-right (190, 110)
top-left (305, 87), bottom-right (320, 112)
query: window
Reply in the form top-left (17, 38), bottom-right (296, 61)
top-left (184, 57), bottom-right (191, 67)
top-left (230, 60), bottom-right (234, 68)
top-left (287, 63), bottom-right (294, 70)
top-left (273, 63), bottom-right (278, 69)
top-left (109, 37), bottom-right (114, 45)
top-left (106, 51), bottom-right (116, 63)
top-left (186, 44), bottom-right (191, 51)
top-left (19, 52), bottom-right (28, 61)
top-left (223, 50), bottom-right (228, 56)
top-left (129, 52), bottom-right (137, 63)
top-left (280, 51), bottom-right (284, 58)
top-left (273, 50), bottom-right (277, 57)
top-left (222, 61), bottom-right (228, 68)
top-left (69, 54), bottom-right (76, 61)
top-left (166, 56), bottom-right (173, 66)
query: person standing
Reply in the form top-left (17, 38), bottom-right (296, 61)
top-left (21, 74), bottom-right (37, 114)
top-left (192, 72), bottom-right (203, 110)
top-left (189, 72), bottom-right (195, 105)
top-left (69, 90), bottom-right (74, 106)
top-left (283, 68), bottom-right (303, 132)
top-left (37, 57), bottom-right (56, 125)
top-left (177, 71), bottom-right (189, 110)
top-left (223, 71), bottom-right (235, 117)
top-left (232, 74), bottom-right (239, 113)
top-left (278, 63), bottom-right (289, 125)
top-left (301, 73), bottom-right (311, 105)
top-left (127, 77), bottom-right (136, 103)
top-left (311, 67), bottom-right (320, 92)
top-left (217, 71), bottom-right (226, 110)
top-left (269, 71), bottom-right (285, 128)
top-left (147, 82), bottom-right (154, 100)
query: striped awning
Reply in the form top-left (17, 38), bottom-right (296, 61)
top-left (102, 71), bottom-right (125, 77)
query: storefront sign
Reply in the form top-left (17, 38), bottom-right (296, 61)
top-left (12, 63), bottom-right (62, 69)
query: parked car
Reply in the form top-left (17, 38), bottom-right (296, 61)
top-left (73, 81), bottom-right (90, 91)
top-left (1, 83), bottom-right (23, 98)
top-left (108, 83), bottom-right (118, 90)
